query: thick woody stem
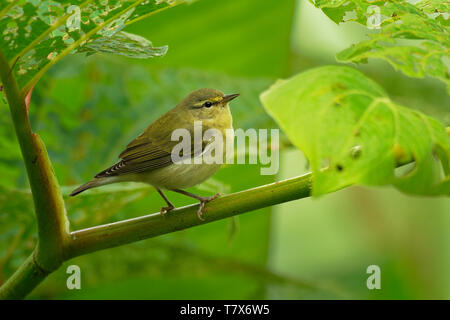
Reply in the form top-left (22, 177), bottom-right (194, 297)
top-left (0, 49), bottom-right (69, 298)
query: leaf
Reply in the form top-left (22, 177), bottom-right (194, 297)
top-left (260, 65), bottom-right (450, 196)
top-left (124, 0), bottom-right (297, 78)
top-left (0, 0), bottom-right (187, 91)
top-left (311, 0), bottom-right (450, 92)
top-left (77, 31), bottom-right (168, 58)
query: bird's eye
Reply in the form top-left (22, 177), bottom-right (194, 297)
top-left (203, 101), bottom-right (212, 108)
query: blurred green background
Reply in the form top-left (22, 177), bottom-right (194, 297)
top-left (0, 0), bottom-right (449, 299)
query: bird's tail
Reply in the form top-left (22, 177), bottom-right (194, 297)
top-left (70, 178), bottom-right (110, 196)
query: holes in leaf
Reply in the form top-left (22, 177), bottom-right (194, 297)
top-left (336, 164), bottom-right (344, 172)
top-left (4, 21), bottom-right (18, 36)
top-left (394, 148), bottom-right (417, 178)
top-left (394, 161), bottom-right (416, 178)
top-left (343, 11), bottom-right (357, 21)
top-left (7, 6), bottom-right (24, 19)
top-left (47, 52), bottom-right (57, 60)
top-left (432, 144), bottom-right (448, 179)
top-left (320, 158), bottom-right (330, 170)
top-left (350, 145), bottom-right (362, 159)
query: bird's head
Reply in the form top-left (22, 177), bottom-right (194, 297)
top-left (177, 88), bottom-right (239, 124)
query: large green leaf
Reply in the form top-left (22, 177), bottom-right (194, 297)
top-left (311, 0), bottom-right (450, 92)
top-left (0, 0), bottom-right (187, 91)
top-left (260, 65), bottom-right (450, 196)
top-left (125, 0), bottom-right (296, 78)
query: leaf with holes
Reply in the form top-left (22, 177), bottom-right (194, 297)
top-left (77, 31), bottom-right (168, 58)
top-left (260, 65), bottom-right (450, 196)
top-left (311, 0), bottom-right (450, 92)
top-left (0, 0), bottom-right (187, 93)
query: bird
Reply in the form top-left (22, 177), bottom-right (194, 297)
top-left (70, 88), bottom-right (239, 220)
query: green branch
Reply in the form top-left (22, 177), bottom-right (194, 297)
top-left (0, 173), bottom-right (313, 299)
top-left (0, 49), bottom-right (69, 286)
top-left (65, 173), bottom-right (312, 258)
top-left (0, 252), bottom-right (49, 300)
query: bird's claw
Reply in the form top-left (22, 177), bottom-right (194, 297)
top-left (197, 193), bottom-right (220, 221)
top-left (160, 205), bottom-right (174, 217)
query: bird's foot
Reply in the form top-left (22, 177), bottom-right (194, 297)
top-left (160, 205), bottom-right (174, 217)
top-left (196, 193), bottom-right (220, 221)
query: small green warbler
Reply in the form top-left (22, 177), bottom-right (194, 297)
top-left (70, 88), bottom-right (239, 220)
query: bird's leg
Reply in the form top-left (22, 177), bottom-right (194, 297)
top-left (156, 188), bottom-right (175, 217)
top-left (171, 189), bottom-right (220, 221)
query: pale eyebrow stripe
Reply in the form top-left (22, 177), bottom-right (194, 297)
top-left (191, 97), bottom-right (223, 108)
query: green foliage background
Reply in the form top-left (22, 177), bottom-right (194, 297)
top-left (0, 0), bottom-right (449, 299)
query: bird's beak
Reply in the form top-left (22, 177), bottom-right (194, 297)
top-left (222, 93), bottom-right (240, 103)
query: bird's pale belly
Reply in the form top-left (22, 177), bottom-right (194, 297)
top-left (126, 127), bottom-right (233, 190)
top-left (131, 162), bottom-right (222, 190)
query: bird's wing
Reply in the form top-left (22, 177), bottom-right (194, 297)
top-left (95, 138), bottom-right (174, 178)
top-left (95, 124), bottom-right (208, 178)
